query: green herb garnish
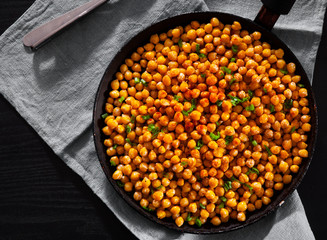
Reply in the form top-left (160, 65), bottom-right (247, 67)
top-left (182, 110), bottom-right (189, 116)
top-left (199, 203), bottom-right (206, 209)
top-left (113, 144), bottom-right (118, 149)
top-left (298, 83), bottom-right (305, 88)
top-left (264, 145), bottom-right (273, 156)
top-left (125, 138), bottom-right (132, 145)
top-left (142, 206), bottom-right (154, 212)
top-left (118, 96), bottom-right (125, 103)
top-left (101, 113), bottom-right (108, 119)
top-left (280, 69), bottom-right (288, 74)
top-left (270, 104), bottom-right (275, 113)
top-left (117, 181), bottom-right (124, 187)
top-left (110, 160), bottom-right (116, 166)
top-left (182, 98), bottom-right (197, 116)
top-left (232, 45), bottom-right (238, 53)
top-left (148, 124), bottom-right (160, 138)
top-left (221, 66), bottom-right (232, 74)
top-left (225, 135), bottom-right (234, 145)
top-left (216, 100), bottom-right (223, 107)
top-left (156, 185), bottom-right (163, 189)
top-left (230, 78), bottom-right (236, 85)
top-left (216, 121), bottom-right (220, 126)
top-left (181, 161), bottom-right (188, 166)
top-left (140, 78), bottom-right (148, 86)
top-left (251, 140), bottom-right (258, 147)
top-left (245, 104), bottom-right (255, 111)
top-left (174, 95), bottom-right (181, 101)
top-left (244, 183), bottom-right (253, 193)
top-left (210, 132), bottom-right (220, 141)
top-left (290, 126), bottom-right (296, 134)
top-left (195, 218), bottom-right (202, 227)
top-left (223, 180), bottom-right (232, 192)
top-left (230, 58), bottom-right (236, 62)
top-left (198, 53), bottom-right (207, 58)
top-left (186, 212), bottom-right (192, 222)
top-left (220, 196), bottom-right (227, 202)
top-left (218, 202), bottom-right (225, 208)
top-left (231, 176), bottom-right (242, 183)
top-left (263, 88), bottom-right (267, 93)
top-left (228, 94), bottom-right (249, 106)
top-left (125, 125), bottom-right (131, 134)
top-left (196, 44), bottom-right (200, 54)
top-left (248, 90), bottom-right (253, 98)
top-left (134, 77), bottom-right (140, 84)
top-left (194, 139), bottom-right (204, 150)
top-left (200, 73), bottom-right (206, 78)
top-left (178, 39), bottom-right (183, 48)
top-left (284, 99), bottom-right (293, 110)
top-left (220, 72), bottom-right (225, 77)
top-left (246, 167), bottom-right (260, 175)
top-left (142, 115), bottom-right (151, 120)
top-left (131, 114), bottom-right (136, 123)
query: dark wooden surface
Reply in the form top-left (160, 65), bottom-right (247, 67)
top-left (0, 1), bottom-right (326, 239)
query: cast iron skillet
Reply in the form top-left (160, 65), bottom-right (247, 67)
top-left (93, 1), bottom-right (318, 234)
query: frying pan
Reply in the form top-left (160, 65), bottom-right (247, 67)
top-left (93, 0), bottom-right (318, 234)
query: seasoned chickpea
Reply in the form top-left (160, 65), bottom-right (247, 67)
top-left (102, 17), bottom-right (311, 228)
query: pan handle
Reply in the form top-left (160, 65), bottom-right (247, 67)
top-left (254, 0), bottom-right (296, 30)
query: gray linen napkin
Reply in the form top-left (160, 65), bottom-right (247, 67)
top-left (0, 0), bottom-right (325, 239)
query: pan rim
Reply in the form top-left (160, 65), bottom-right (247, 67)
top-left (92, 10), bottom-right (318, 234)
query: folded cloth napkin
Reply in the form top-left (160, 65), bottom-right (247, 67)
top-left (1, 0), bottom-right (326, 239)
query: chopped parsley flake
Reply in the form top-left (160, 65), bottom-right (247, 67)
top-left (195, 218), bottom-right (202, 227)
top-left (117, 181), bottom-right (124, 187)
top-left (230, 78), bottom-right (237, 85)
top-left (186, 212), bottom-right (192, 221)
top-left (174, 95), bottom-right (181, 101)
top-left (264, 145), bottom-right (273, 156)
top-left (221, 66), bottom-right (232, 74)
top-left (148, 124), bottom-right (160, 138)
top-left (284, 99), bottom-right (293, 110)
top-left (232, 45), bottom-right (238, 53)
top-left (125, 125), bottom-right (131, 134)
top-left (178, 39), bottom-right (183, 48)
top-left (199, 203), bottom-right (206, 209)
top-left (290, 126), bottom-right (296, 133)
top-left (225, 135), bottom-right (234, 145)
top-left (245, 104), bottom-right (255, 111)
top-left (280, 69), bottom-right (288, 74)
top-left (101, 113), bottom-right (108, 119)
top-left (270, 104), bottom-right (275, 113)
top-left (142, 115), bottom-right (151, 120)
top-left (140, 78), bottom-right (148, 86)
top-left (118, 96), bottom-right (125, 103)
top-left (209, 132), bottom-right (220, 141)
top-left (142, 206), bottom-right (154, 212)
top-left (194, 139), bottom-right (204, 150)
top-left (223, 180), bottom-right (232, 192)
top-left (181, 161), bottom-right (188, 166)
top-left (216, 100), bottom-right (223, 107)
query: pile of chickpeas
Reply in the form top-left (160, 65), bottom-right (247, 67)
top-left (102, 17), bottom-right (311, 227)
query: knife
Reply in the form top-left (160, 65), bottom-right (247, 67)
top-left (23, 0), bottom-right (107, 51)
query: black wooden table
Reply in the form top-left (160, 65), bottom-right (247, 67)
top-left (0, 1), bottom-right (326, 239)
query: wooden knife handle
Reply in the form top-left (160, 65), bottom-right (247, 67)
top-left (254, 0), bottom-right (296, 30)
top-left (23, 0), bottom-right (107, 50)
